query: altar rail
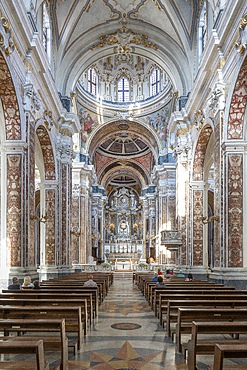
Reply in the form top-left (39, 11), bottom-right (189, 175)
top-left (72, 264), bottom-right (167, 272)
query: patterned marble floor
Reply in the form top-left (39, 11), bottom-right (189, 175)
top-left (67, 272), bottom-right (188, 370)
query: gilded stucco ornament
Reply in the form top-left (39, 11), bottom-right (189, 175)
top-left (236, 13), bottom-right (247, 55)
top-left (91, 26), bottom-right (158, 51)
top-left (194, 109), bottom-right (205, 131)
top-left (0, 16), bottom-right (15, 56)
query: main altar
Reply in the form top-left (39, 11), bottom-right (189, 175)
top-left (103, 187), bottom-right (144, 268)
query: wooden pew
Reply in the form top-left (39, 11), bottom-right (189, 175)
top-left (1, 291), bottom-right (94, 323)
top-left (176, 307), bottom-right (247, 353)
top-left (146, 281), bottom-right (222, 303)
top-left (151, 286), bottom-right (235, 313)
top-left (214, 343), bottom-right (247, 370)
top-left (166, 299), bottom-right (247, 337)
top-left (40, 282), bottom-right (104, 303)
top-left (158, 292), bottom-right (247, 325)
top-left (187, 321), bottom-right (247, 370)
top-left (0, 339), bottom-right (48, 370)
top-left (0, 305), bottom-right (83, 350)
top-left (0, 297), bottom-right (88, 335)
top-left (0, 318), bottom-right (67, 370)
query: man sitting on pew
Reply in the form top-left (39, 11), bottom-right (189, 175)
top-left (8, 277), bottom-right (20, 290)
top-left (83, 274), bottom-right (97, 287)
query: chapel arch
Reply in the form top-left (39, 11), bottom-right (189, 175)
top-left (35, 124), bottom-right (57, 265)
top-left (225, 56), bottom-right (247, 268)
top-left (191, 123), bottom-right (214, 268)
top-left (0, 51), bottom-right (25, 273)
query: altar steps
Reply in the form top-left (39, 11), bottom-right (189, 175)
top-left (113, 271), bottom-right (133, 281)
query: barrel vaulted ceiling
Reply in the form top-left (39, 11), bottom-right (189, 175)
top-left (49, 0), bottom-right (199, 194)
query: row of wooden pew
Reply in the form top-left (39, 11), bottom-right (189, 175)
top-left (0, 271), bottom-right (113, 369)
top-left (135, 271), bottom-right (247, 370)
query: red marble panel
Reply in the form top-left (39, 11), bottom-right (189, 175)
top-left (27, 114), bottom-right (36, 266)
top-left (227, 57), bottom-right (247, 139)
top-left (193, 190), bottom-right (203, 266)
top-left (228, 154), bottom-right (243, 267)
top-left (61, 164), bottom-right (67, 265)
top-left (45, 189), bottom-right (56, 265)
top-left (0, 53), bottom-right (21, 140)
top-left (7, 154), bottom-right (22, 266)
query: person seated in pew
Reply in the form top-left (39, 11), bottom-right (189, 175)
top-left (177, 270), bottom-right (185, 278)
top-left (185, 273), bottom-right (193, 281)
top-left (33, 280), bottom-right (41, 289)
top-left (8, 276), bottom-right (21, 290)
top-left (22, 275), bottom-right (34, 288)
top-left (156, 276), bottom-right (166, 288)
top-left (157, 268), bottom-right (163, 275)
top-left (152, 273), bottom-right (158, 282)
top-left (83, 274), bottom-right (97, 287)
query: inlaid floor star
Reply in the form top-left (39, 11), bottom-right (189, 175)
top-left (68, 340), bottom-right (166, 369)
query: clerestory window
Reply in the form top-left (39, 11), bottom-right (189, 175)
top-left (150, 68), bottom-right (160, 95)
top-left (117, 77), bottom-right (130, 102)
top-left (88, 68), bottom-right (97, 95)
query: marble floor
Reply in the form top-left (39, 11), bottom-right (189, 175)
top-left (67, 272), bottom-right (187, 370)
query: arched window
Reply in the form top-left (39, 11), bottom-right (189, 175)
top-left (150, 68), bottom-right (161, 95)
top-left (117, 77), bottom-right (130, 102)
top-left (87, 68), bottom-right (97, 95)
top-left (42, 2), bottom-right (52, 63)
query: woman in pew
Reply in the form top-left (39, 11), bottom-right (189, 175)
top-left (21, 276), bottom-right (34, 288)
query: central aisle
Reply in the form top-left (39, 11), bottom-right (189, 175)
top-left (68, 272), bottom-right (187, 369)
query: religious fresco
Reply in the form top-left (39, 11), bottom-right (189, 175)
top-left (78, 105), bottom-right (99, 147)
top-left (143, 104), bottom-right (170, 148)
